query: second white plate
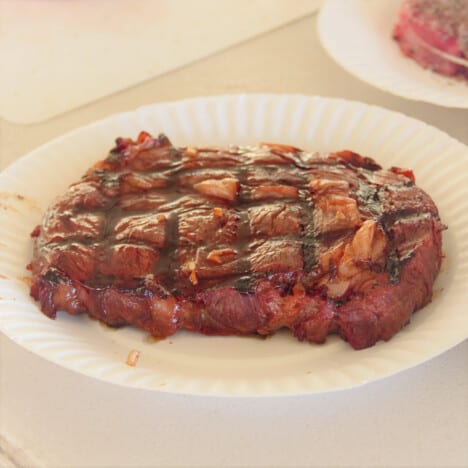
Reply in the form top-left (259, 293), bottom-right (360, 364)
top-left (318, 0), bottom-right (468, 108)
top-left (0, 94), bottom-right (467, 396)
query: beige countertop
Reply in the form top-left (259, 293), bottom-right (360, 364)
top-left (1, 10), bottom-right (467, 468)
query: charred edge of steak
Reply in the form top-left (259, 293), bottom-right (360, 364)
top-left (29, 132), bottom-right (444, 349)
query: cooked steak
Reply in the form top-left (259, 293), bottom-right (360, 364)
top-left (29, 132), bottom-right (444, 349)
top-left (393, 0), bottom-right (468, 78)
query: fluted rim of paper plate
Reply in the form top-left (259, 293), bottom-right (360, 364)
top-left (0, 93), bottom-right (467, 397)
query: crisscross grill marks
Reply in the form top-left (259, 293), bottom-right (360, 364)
top-left (29, 132), bottom-right (444, 349)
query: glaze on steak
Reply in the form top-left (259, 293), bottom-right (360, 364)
top-left (393, 0), bottom-right (468, 78)
top-left (29, 132), bottom-right (444, 349)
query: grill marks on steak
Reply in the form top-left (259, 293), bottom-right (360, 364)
top-left (29, 132), bottom-right (444, 349)
top-left (393, 0), bottom-right (468, 77)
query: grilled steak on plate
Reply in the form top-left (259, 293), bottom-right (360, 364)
top-left (29, 132), bottom-right (444, 349)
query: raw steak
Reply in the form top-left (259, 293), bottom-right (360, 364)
top-left (393, 0), bottom-right (468, 77)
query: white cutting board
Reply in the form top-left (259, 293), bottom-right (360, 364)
top-left (0, 0), bottom-right (321, 124)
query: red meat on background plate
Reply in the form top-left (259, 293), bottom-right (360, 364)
top-left (393, 0), bottom-right (468, 78)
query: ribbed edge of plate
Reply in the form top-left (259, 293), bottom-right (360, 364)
top-left (0, 93), bottom-right (467, 397)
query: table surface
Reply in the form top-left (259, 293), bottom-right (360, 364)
top-left (1, 11), bottom-right (467, 468)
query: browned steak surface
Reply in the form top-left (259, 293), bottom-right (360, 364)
top-left (29, 132), bottom-right (444, 349)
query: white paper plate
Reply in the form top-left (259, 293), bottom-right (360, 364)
top-left (318, 0), bottom-right (468, 108)
top-left (0, 94), bottom-right (467, 396)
